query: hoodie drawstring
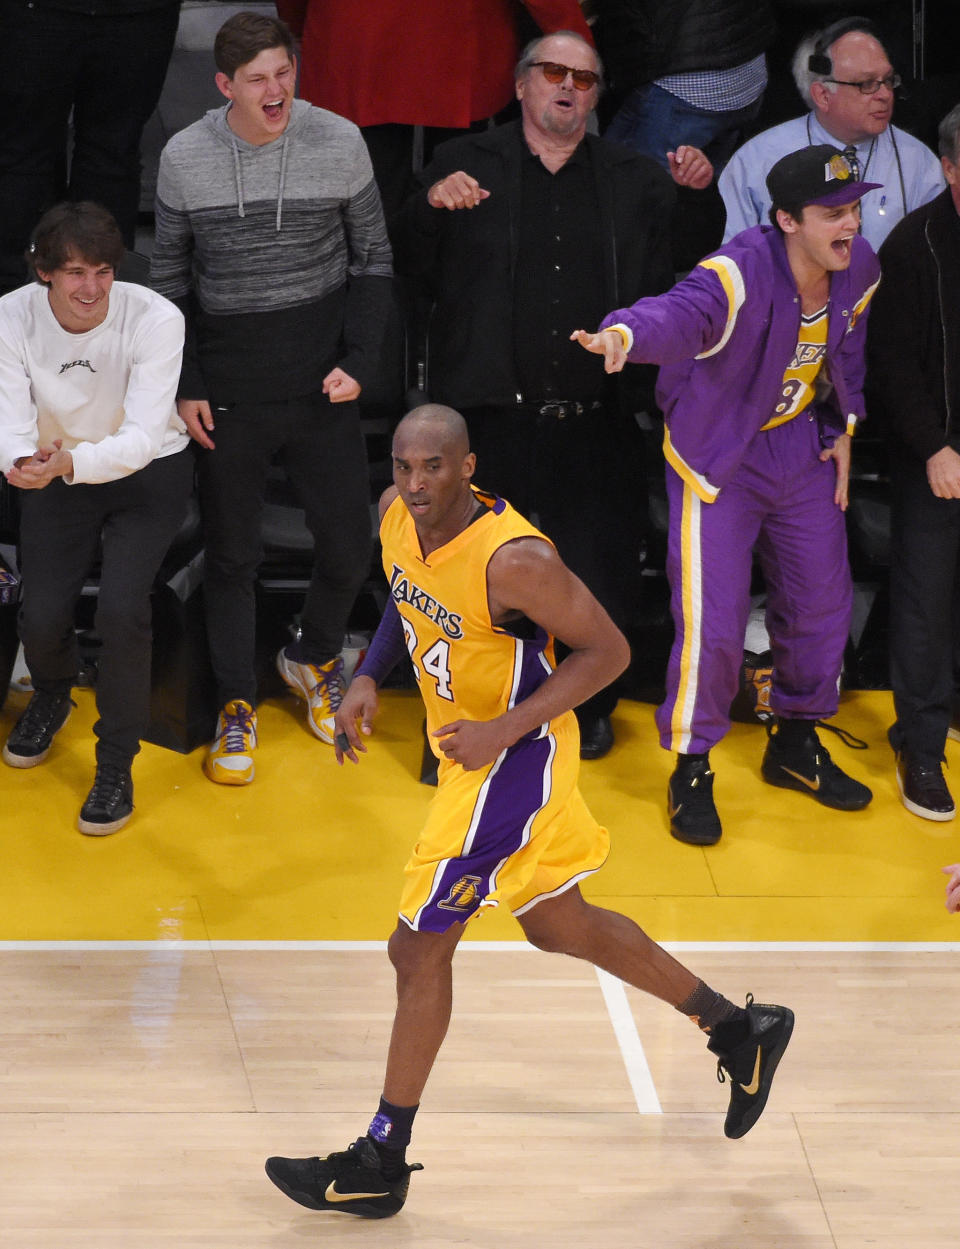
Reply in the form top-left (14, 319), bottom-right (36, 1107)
top-left (276, 136), bottom-right (288, 231)
top-left (231, 140), bottom-right (245, 218)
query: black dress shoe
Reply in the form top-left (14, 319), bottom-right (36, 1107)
top-left (897, 754), bottom-right (955, 821)
top-left (578, 715), bottom-right (614, 760)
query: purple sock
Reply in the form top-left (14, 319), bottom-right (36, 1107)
top-left (368, 1096), bottom-right (418, 1152)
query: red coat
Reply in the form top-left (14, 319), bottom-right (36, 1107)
top-left (276, 0), bottom-right (593, 128)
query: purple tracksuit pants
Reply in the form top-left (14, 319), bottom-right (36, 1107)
top-left (656, 413), bottom-right (852, 755)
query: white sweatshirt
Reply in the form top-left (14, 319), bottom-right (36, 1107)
top-left (0, 280), bottom-right (188, 483)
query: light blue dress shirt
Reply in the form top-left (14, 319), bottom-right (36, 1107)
top-left (719, 111), bottom-right (944, 248)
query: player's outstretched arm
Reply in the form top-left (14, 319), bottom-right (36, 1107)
top-left (433, 538), bottom-right (630, 770)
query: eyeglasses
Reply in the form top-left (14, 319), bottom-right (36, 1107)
top-left (530, 61), bottom-right (600, 91)
top-left (826, 72), bottom-right (901, 95)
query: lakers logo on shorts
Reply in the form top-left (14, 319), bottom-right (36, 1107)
top-left (437, 875), bottom-right (483, 912)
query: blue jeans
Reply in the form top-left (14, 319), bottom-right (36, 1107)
top-left (605, 83), bottom-right (762, 176)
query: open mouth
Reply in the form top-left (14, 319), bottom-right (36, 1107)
top-left (831, 236), bottom-right (853, 259)
top-left (263, 99), bottom-right (285, 121)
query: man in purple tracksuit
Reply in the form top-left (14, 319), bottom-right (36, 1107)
top-left (575, 145), bottom-right (879, 844)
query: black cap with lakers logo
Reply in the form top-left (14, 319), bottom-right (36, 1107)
top-left (766, 144), bottom-right (882, 214)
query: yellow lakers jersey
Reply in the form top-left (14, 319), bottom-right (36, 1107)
top-left (762, 304), bottom-right (829, 430)
top-left (379, 489), bottom-right (573, 755)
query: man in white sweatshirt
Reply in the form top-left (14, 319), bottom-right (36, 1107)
top-left (0, 201), bottom-right (191, 834)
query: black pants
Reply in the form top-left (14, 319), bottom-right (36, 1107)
top-left (0, 0), bottom-right (179, 292)
top-left (197, 392), bottom-right (372, 706)
top-left (461, 401), bottom-right (646, 720)
top-left (17, 449), bottom-right (193, 768)
top-left (888, 454), bottom-right (960, 763)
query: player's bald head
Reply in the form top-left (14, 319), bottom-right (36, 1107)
top-left (393, 404), bottom-right (471, 461)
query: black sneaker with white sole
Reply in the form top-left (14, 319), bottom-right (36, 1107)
top-left (265, 1136), bottom-right (423, 1219)
top-left (896, 754), bottom-right (955, 822)
top-left (2, 690), bottom-right (73, 767)
top-left (708, 994), bottom-right (794, 1139)
top-left (78, 764), bottom-right (133, 836)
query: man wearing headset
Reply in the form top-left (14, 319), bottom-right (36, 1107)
top-left (719, 17), bottom-right (943, 248)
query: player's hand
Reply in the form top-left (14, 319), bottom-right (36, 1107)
top-left (333, 675), bottom-right (379, 765)
top-left (178, 398), bottom-right (215, 449)
top-left (433, 717), bottom-right (511, 771)
top-left (820, 432), bottom-right (851, 510)
top-left (570, 327), bottom-right (627, 373)
top-left (926, 446), bottom-right (960, 499)
top-left (943, 864), bottom-right (960, 913)
top-left (323, 367), bottom-right (361, 403)
top-left (427, 171), bottom-right (491, 211)
top-left (667, 145), bottom-right (713, 189)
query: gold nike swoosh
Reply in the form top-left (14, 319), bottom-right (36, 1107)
top-left (781, 766), bottom-right (820, 792)
top-left (738, 1047), bottom-right (762, 1096)
top-left (325, 1181), bottom-right (390, 1204)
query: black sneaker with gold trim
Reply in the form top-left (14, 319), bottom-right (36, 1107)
top-left (265, 1136), bottom-right (422, 1219)
top-left (708, 994), bottom-right (794, 1138)
top-left (761, 720), bottom-right (872, 810)
top-left (668, 754), bottom-right (722, 845)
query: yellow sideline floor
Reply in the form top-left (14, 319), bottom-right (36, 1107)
top-left (0, 684), bottom-right (957, 942)
top-left (2, 686), bottom-right (960, 1249)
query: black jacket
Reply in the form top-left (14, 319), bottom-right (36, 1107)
top-left (868, 188), bottom-right (960, 462)
top-left (593, 0), bottom-right (775, 94)
top-left (393, 121), bottom-right (676, 410)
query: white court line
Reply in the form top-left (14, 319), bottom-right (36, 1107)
top-left (3, 940), bottom-right (960, 951)
top-left (595, 967), bottom-right (662, 1114)
top-left (5, 940), bottom-right (959, 1117)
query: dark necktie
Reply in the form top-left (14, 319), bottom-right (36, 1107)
top-left (841, 146), bottom-right (864, 232)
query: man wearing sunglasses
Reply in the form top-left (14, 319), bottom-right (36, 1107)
top-left (394, 31), bottom-right (699, 762)
top-left (719, 18), bottom-right (942, 248)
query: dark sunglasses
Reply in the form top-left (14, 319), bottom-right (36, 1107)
top-left (530, 61), bottom-right (600, 91)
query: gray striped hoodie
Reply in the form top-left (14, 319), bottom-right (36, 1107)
top-left (151, 99), bottom-right (393, 402)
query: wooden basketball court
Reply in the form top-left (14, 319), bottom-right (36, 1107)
top-left (1, 685), bottom-right (958, 1247)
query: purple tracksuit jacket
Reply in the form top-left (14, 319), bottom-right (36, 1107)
top-left (602, 224), bottom-right (880, 501)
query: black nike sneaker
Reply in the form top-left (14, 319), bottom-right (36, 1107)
top-left (265, 1136), bottom-right (423, 1218)
top-left (667, 754), bottom-right (722, 845)
top-left (708, 994), bottom-right (794, 1139)
top-left (761, 720), bottom-right (872, 810)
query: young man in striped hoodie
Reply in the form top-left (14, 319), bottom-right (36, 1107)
top-left (151, 12), bottom-right (393, 785)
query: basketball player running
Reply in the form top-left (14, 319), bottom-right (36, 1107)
top-left (264, 405), bottom-right (793, 1217)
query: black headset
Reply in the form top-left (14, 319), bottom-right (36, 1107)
top-left (807, 16), bottom-right (882, 77)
